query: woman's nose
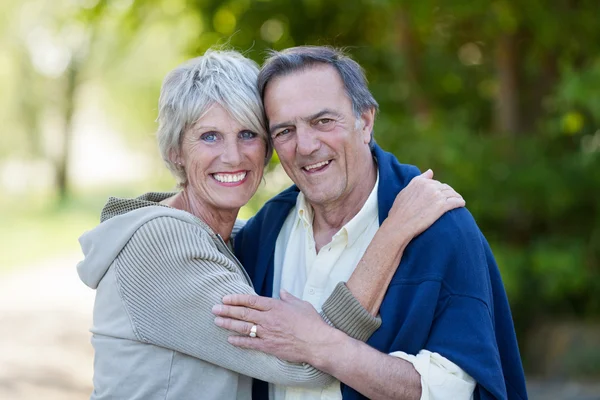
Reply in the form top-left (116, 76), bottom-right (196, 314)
top-left (221, 139), bottom-right (242, 166)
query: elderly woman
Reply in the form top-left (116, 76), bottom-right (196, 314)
top-left (77, 50), bottom-right (464, 400)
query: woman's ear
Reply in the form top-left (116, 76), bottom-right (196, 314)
top-left (168, 150), bottom-right (183, 167)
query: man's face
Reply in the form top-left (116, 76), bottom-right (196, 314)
top-left (263, 65), bottom-right (374, 208)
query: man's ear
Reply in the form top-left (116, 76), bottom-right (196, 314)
top-left (359, 107), bottom-right (376, 144)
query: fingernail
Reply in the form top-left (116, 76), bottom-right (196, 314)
top-left (211, 305), bottom-right (222, 314)
top-left (222, 295), bottom-right (231, 303)
top-left (214, 317), bottom-right (224, 326)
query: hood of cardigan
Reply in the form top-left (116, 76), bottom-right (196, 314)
top-left (77, 192), bottom-right (176, 289)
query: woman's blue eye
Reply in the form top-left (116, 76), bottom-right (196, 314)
top-left (240, 130), bottom-right (257, 140)
top-left (201, 132), bottom-right (217, 142)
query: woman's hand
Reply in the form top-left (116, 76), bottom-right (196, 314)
top-left (384, 169), bottom-right (465, 240)
top-left (212, 290), bottom-right (339, 364)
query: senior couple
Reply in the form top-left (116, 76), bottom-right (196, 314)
top-left (78, 46), bottom-right (527, 400)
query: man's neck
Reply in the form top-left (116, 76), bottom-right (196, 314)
top-left (311, 160), bottom-right (377, 252)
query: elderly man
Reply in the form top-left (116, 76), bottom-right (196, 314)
top-left (230, 47), bottom-right (527, 400)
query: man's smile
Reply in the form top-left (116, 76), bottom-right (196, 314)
top-left (302, 160), bottom-right (331, 173)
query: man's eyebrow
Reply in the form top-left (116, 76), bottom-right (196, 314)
top-left (269, 121), bottom-right (293, 135)
top-left (304, 109), bottom-right (341, 121)
top-left (269, 109), bottom-right (342, 135)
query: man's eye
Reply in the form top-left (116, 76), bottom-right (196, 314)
top-left (200, 132), bottom-right (217, 142)
top-left (239, 130), bottom-right (257, 140)
top-left (317, 118), bottom-right (333, 125)
top-left (275, 128), bottom-right (291, 138)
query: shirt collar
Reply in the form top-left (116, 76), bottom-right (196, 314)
top-left (296, 193), bottom-right (314, 230)
top-left (342, 172), bottom-right (379, 247)
top-left (294, 172), bottom-right (379, 247)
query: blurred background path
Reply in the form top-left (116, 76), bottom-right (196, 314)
top-left (1, 254), bottom-right (600, 400)
top-left (0, 254), bottom-right (94, 400)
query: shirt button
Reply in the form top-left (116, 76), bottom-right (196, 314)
top-left (308, 288), bottom-right (315, 295)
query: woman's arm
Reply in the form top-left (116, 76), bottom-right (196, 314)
top-left (346, 169), bottom-right (465, 315)
top-left (114, 215), bottom-right (374, 388)
top-left (212, 170), bottom-right (465, 363)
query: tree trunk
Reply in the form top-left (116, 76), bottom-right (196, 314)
top-left (494, 33), bottom-right (520, 134)
top-left (523, 51), bottom-right (558, 132)
top-left (395, 8), bottom-right (431, 119)
top-left (56, 62), bottom-right (79, 202)
top-left (17, 48), bottom-right (43, 157)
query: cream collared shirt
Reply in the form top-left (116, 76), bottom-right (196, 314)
top-left (270, 175), bottom-right (475, 400)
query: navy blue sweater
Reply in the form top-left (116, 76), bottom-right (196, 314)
top-left (234, 144), bottom-right (527, 400)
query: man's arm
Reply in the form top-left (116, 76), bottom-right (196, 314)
top-left (311, 331), bottom-right (422, 400)
top-left (226, 314), bottom-right (477, 400)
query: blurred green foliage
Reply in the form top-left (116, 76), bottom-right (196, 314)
top-left (1, 0), bottom-right (599, 369)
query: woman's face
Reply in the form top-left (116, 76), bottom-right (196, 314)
top-left (179, 104), bottom-right (267, 212)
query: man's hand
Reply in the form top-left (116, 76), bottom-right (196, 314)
top-left (212, 290), bottom-right (340, 364)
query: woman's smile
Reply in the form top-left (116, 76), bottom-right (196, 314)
top-left (211, 170), bottom-right (249, 186)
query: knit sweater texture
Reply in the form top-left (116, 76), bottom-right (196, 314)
top-left (77, 192), bottom-right (381, 400)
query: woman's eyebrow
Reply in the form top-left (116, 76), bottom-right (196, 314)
top-left (193, 125), bottom-right (219, 131)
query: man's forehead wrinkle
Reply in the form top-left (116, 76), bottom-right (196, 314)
top-left (264, 65), bottom-right (349, 133)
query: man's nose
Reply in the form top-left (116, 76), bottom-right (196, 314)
top-left (296, 126), bottom-right (320, 156)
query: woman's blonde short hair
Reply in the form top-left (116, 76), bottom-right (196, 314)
top-left (157, 49), bottom-right (272, 186)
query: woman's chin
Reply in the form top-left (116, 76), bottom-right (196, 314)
top-left (212, 195), bottom-right (253, 212)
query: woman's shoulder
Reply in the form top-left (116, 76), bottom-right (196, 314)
top-left (78, 202), bottom-right (209, 289)
top-left (100, 192), bottom-right (177, 222)
top-left (129, 213), bottom-right (217, 255)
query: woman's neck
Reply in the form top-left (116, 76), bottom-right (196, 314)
top-left (162, 189), bottom-right (239, 243)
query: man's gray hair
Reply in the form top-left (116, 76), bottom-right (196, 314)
top-left (258, 46), bottom-right (379, 146)
top-left (157, 49), bottom-right (272, 186)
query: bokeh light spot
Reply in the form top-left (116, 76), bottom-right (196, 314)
top-left (562, 111), bottom-right (584, 135)
top-left (458, 42), bottom-right (482, 66)
top-left (442, 73), bottom-right (463, 93)
top-left (260, 19), bottom-right (284, 43)
top-left (213, 9), bottom-right (237, 35)
top-left (161, 0), bottom-right (186, 16)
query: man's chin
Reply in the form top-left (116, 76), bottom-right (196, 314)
top-left (302, 188), bottom-right (341, 208)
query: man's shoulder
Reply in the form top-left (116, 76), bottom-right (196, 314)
top-left (421, 207), bottom-right (481, 245)
top-left (373, 143), bottom-right (421, 185)
top-left (374, 144), bottom-right (481, 241)
top-left (399, 206), bottom-right (495, 299)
